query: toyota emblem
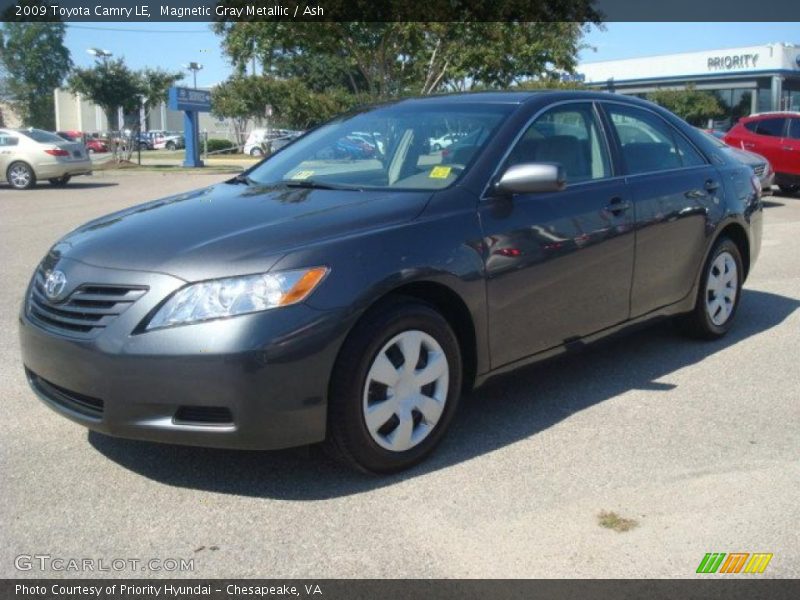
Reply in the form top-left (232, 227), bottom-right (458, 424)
top-left (44, 270), bottom-right (67, 300)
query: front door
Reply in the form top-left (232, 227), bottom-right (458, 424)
top-left (480, 102), bottom-right (635, 368)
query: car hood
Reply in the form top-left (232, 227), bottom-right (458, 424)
top-left (50, 181), bottom-right (432, 281)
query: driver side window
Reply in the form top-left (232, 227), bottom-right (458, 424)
top-left (507, 103), bottom-right (611, 184)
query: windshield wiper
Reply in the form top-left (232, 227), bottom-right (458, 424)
top-left (281, 179), bottom-right (362, 191)
top-left (230, 173), bottom-right (254, 185)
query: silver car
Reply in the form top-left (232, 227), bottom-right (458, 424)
top-left (699, 129), bottom-right (775, 194)
top-left (0, 128), bottom-right (92, 190)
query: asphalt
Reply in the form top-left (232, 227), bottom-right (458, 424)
top-left (1, 171), bottom-right (798, 578)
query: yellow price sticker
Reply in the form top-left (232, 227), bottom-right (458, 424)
top-left (291, 170), bottom-right (314, 180)
top-left (429, 166), bottom-right (452, 179)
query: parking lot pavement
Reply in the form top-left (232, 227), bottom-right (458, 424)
top-left (1, 173), bottom-right (798, 579)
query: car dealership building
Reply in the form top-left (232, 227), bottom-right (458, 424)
top-left (579, 43), bottom-right (800, 129)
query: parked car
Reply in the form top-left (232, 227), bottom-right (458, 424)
top-left (152, 131), bottom-right (184, 151)
top-left (698, 129), bottom-right (774, 194)
top-left (428, 132), bottom-right (462, 152)
top-left (723, 112), bottom-right (800, 195)
top-left (56, 131), bottom-right (109, 154)
top-left (1, 127), bottom-right (92, 189)
top-left (244, 128), bottom-right (296, 156)
top-left (19, 92), bottom-right (762, 472)
top-left (135, 132), bottom-right (155, 151)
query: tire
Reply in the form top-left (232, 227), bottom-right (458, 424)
top-left (432, 143), bottom-right (442, 152)
top-left (681, 237), bottom-right (743, 339)
top-left (250, 148), bottom-right (263, 157)
top-left (138, 142), bottom-right (148, 151)
top-left (778, 184), bottom-right (799, 196)
top-left (48, 175), bottom-right (71, 186)
top-left (6, 161), bottom-right (36, 190)
top-left (87, 148), bottom-right (95, 155)
top-left (324, 298), bottom-right (463, 473)
top-left (166, 142), bottom-right (176, 151)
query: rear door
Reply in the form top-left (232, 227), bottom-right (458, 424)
top-left (783, 117), bottom-right (800, 176)
top-left (746, 117), bottom-right (789, 174)
top-left (601, 102), bottom-right (720, 317)
top-left (0, 131), bottom-right (20, 179)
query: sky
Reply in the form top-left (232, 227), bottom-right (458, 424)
top-left (63, 22), bottom-right (800, 87)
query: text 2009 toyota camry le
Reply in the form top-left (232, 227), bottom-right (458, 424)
top-left (19, 92), bottom-right (763, 473)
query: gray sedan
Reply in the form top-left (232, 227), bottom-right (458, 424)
top-left (700, 129), bottom-right (774, 194)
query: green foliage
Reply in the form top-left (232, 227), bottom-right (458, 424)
top-left (647, 86), bottom-right (724, 126)
top-left (206, 138), bottom-right (238, 154)
top-left (212, 19), bottom-right (598, 98)
top-left (68, 59), bottom-right (142, 128)
top-left (0, 22), bottom-right (72, 129)
top-left (67, 60), bottom-right (183, 130)
top-left (139, 68), bottom-right (184, 115)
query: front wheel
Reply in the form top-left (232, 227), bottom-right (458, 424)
top-left (681, 237), bottom-right (743, 339)
top-left (324, 299), bottom-right (462, 473)
top-left (6, 162), bottom-right (36, 190)
top-left (166, 141), bottom-right (176, 150)
top-left (48, 175), bottom-right (71, 186)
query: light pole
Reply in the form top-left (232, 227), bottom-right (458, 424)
top-left (184, 62), bottom-right (203, 89)
top-left (86, 48), bottom-right (112, 64)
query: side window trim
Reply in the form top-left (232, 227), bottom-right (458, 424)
top-left (599, 100), bottom-right (710, 176)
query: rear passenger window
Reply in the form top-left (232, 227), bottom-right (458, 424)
top-left (605, 104), bottom-right (704, 174)
top-left (755, 118), bottom-right (786, 137)
top-left (0, 133), bottom-right (19, 146)
top-left (506, 103), bottom-right (610, 184)
top-left (788, 118), bottom-right (800, 140)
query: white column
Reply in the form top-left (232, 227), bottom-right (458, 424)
top-left (76, 93), bottom-right (83, 132)
top-left (117, 106), bottom-right (124, 130)
top-left (54, 89), bottom-right (61, 130)
top-left (160, 102), bottom-right (167, 130)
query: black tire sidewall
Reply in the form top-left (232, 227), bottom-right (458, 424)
top-left (329, 301), bottom-right (462, 473)
top-left (695, 238), bottom-right (744, 337)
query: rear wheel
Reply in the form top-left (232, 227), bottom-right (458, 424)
top-left (48, 175), bottom-right (71, 186)
top-left (324, 298), bottom-right (462, 473)
top-left (6, 162), bottom-right (36, 190)
top-left (166, 141), bottom-right (176, 151)
top-left (681, 237), bottom-right (743, 339)
top-left (250, 147), bottom-right (263, 157)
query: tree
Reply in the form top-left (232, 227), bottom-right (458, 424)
top-left (67, 58), bottom-right (142, 131)
top-left (139, 67), bottom-right (184, 121)
top-left (212, 19), bottom-right (600, 98)
top-left (0, 22), bottom-right (72, 129)
top-left (647, 86), bottom-right (724, 126)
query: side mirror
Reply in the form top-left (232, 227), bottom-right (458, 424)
top-left (494, 163), bottom-right (566, 195)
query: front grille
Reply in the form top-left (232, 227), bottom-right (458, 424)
top-left (27, 369), bottom-right (104, 420)
top-left (28, 267), bottom-right (147, 337)
top-left (753, 164), bottom-right (767, 177)
top-left (174, 406), bottom-right (234, 426)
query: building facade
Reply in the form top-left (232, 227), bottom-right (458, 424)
top-left (53, 88), bottom-right (238, 141)
top-left (579, 43), bottom-right (800, 129)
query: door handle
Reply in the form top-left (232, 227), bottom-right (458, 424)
top-left (742, 142), bottom-right (756, 149)
top-left (704, 179), bottom-right (720, 192)
top-left (604, 197), bottom-right (631, 216)
top-left (781, 146), bottom-right (795, 151)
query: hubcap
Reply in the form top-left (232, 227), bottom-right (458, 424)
top-left (9, 165), bottom-right (31, 188)
top-left (362, 330), bottom-right (449, 453)
top-left (705, 251), bottom-right (738, 326)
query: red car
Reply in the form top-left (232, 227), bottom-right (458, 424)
top-left (723, 112), bottom-right (800, 195)
top-left (56, 130), bottom-right (109, 154)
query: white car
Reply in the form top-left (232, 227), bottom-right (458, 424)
top-left (1, 128), bottom-right (92, 190)
top-left (244, 128), bottom-right (298, 156)
top-left (428, 132), bottom-right (461, 152)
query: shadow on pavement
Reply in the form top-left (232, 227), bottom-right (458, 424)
top-left (89, 289), bottom-right (799, 499)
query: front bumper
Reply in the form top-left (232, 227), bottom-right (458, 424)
top-left (18, 259), bottom-right (352, 450)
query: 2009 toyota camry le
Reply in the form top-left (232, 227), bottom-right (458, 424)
top-left (19, 91), bottom-right (763, 473)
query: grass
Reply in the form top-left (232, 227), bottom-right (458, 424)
top-left (597, 510), bottom-right (639, 533)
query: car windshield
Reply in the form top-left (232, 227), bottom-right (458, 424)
top-left (246, 103), bottom-right (513, 191)
top-left (19, 129), bottom-right (67, 144)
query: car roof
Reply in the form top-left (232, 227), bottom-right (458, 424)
top-left (743, 111), bottom-right (800, 120)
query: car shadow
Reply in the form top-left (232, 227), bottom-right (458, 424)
top-left (89, 289), bottom-right (799, 500)
top-left (33, 182), bottom-right (120, 190)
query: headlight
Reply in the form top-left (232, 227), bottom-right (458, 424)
top-left (146, 267), bottom-right (328, 330)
